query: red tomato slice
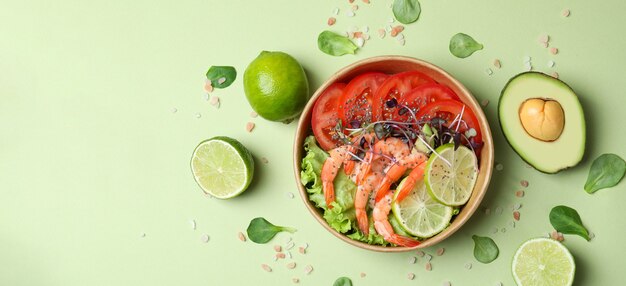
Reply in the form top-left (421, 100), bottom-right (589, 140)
top-left (339, 72), bottom-right (388, 127)
top-left (415, 99), bottom-right (483, 148)
top-left (373, 71), bottom-right (435, 121)
top-left (312, 83), bottom-right (346, 150)
top-left (394, 83), bottom-right (460, 122)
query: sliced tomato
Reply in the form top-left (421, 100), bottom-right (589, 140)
top-left (393, 83), bottom-right (460, 122)
top-left (312, 83), bottom-right (346, 150)
top-left (415, 99), bottom-right (483, 147)
top-left (339, 72), bottom-right (388, 127)
top-left (372, 71), bottom-right (435, 121)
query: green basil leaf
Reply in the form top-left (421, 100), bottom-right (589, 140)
top-left (549, 205), bottom-right (590, 241)
top-left (584, 153), bottom-right (626, 194)
top-left (317, 31), bottom-right (358, 56)
top-left (392, 0), bottom-right (421, 24)
top-left (333, 277), bottom-right (353, 286)
top-left (206, 66), bottom-right (236, 89)
top-left (246, 217), bottom-right (297, 244)
top-left (449, 33), bottom-right (484, 58)
top-left (472, 235), bottom-right (499, 263)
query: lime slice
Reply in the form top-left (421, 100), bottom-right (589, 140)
top-left (190, 136), bottom-right (254, 199)
top-left (391, 177), bottom-right (453, 238)
top-left (512, 238), bottom-right (575, 286)
top-left (425, 144), bottom-right (478, 206)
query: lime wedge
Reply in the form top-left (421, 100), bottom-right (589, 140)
top-left (391, 177), bottom-right (453, 238)
top-left (191, 136), bottom-right (254, 199)
top-left (425, 144), bottom-right (478, 206)
top-left (512, 238), bottom-right (575, 286)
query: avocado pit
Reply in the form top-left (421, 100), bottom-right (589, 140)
top-left (518, 98), bottom-right (565, 142)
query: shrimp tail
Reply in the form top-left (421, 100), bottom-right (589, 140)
top-left (386, 233), bottom-right (421, 248)
top-left (356, 208), bottom-right (370, 235)
top-left (374, 164), bottom-right (407, 202)
top-left (344, 160), bottom-right (355, 175)
top-left (323, 180), bottom-right (335, 209)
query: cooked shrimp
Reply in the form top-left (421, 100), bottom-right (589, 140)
top-left (321, 145), bottom-right (353, 208)
top-left (394, 161), bottom-right (427, 202)
top-left (354, 157), bottom-right (388, 235)
top-left (373, 191), bottom-right (421, 247)
top-left (357, 137), bottom-right (407, 185)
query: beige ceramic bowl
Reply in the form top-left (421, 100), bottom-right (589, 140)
top-left (292, 56), bottom-right (494, 252)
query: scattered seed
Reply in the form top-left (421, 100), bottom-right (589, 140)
top-left (217, 77), bottom-right (226, 85)
top-left (195, 113), bottom-right (202, 118)
top-left (515, 190), bottom-right (525, 198)
top-left (377, 28), bottom-right (386, 38)
top-left (442, 281), bottom-right (451, 286)
top-left (250, 111), bottom-right (258, 118)
top-left (485, 68), bottom-right (493, 76)
top-left (286, 242), bottom-right (295, 250)
top-left (201, 234), bottom-right (210, 243)
top-left (491, 227), bottom-right (499, 234)
top-left (425, 254), bottom-right (432, 262)
top-left (397, 33), bottom-right (405, 40)
top-left (273, 256), bottom-right (278, 261)
top-left (261, 157), bottom-right (269, 164)
top-left (238, 232), bottom-right (247, 242)
top-left (385, 25), bottom-right (393, 32)
top-left (388, 17), bottom-right (395, 23)
top-left (286, 192), bottom-right (295, 199)
top-left (171, 108), bottom-right (177, 113)
top-left (408, 256), bottom-right (417, 264)
top-left (140, 232), bottom-right (146, 238)
top-left (495, 163), bottom-right (503, 171)
top-left (538, 34), bottom-right (549, 44)
top-left (481, 99), bottom-right (490, 107)
top-left (562, 9), bottom-right (570, 17)
top-left (355, 37), bottom-right (365, 47)
top-left (425, 262), bottom-right (432, 271)
top-left (346, 11), bottom-right (355, 17)
top-left (360, 272), bottom-right (366, 278)
top-left (363, 26), bottom-right (369, 32)
top-left (550, 47), bottom-right (559, 55)
top-left (501, 227), bottom-right (507, 233)
top-left (398, 38), bottom-right (406, 46)
top-left (363, 34), bottom-right (370, 40)
top-left (494, 282), bottom-right (503, 286)
top-left (245, 122), bottom-right (255, 132)
top-left (541, 41), bottom-right (549, 48)
top-left (304, 265), bottom-right (313, 275)
top-left (493, 59), bottom-right (501, 69)
top-left (327, 17), bottom-right (336, 26)
top-left (514, 203), bottom-right (522, 210)
top-left (292, 278), bottom-right (300, 284)
top-left (352, 4), bottom-right (358, 11)
top-left (261, 264), bottom-right (272, 272)
top-left (416, 250), bottom-right (425, 257)
top-left (513, 211), bottom-right (521, 221)
top-left (436, 248), bottom-right (445, 256)
top-left (520, 180), bottom-right (529, 188)
top-left (551, 71), bottom-right (559, 79)
top-left (484, 208), bottom-right (491, 215)
top-left (287, 251), bottom-right (293, 259)
top-left (362, 0), bottom-right (370, 3)
top-left (190, 219), bottom-right (196, 230)
top-left (407, 273), bottom-right (415, 280)
top-left (333, 7), bottom-right (339, 15)
top-left (209, 96), bottom-right (220, 107)
top-left (465, 262), bottom-right (473, 270)
top-left (202, 93), bottom-right (210, 101)
top-left (203, 81), bottom-right (214, 93)
top-left (276, 253), bottom-right (286, 259)
top-left (286, 262), bottom-right (296, 269)
top-left (524, 62), bottom-right (533, 71)
top-left (298, 247), bottom-right (306, 254)
top-left (548, 60), bottom-right (555, 68)
top-left (274, 245), bottom-right (282, 252)
top-left (495, 206), bottom-right (503, 215)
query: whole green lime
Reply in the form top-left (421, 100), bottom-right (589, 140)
top-left (243, 51), bottom-right (310, 122)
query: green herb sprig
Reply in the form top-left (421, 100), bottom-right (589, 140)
top-left (549, 205), bottom-right (590, 241)
top-left (472, 235), bottom-right (499, 263)
top-left (584, 153), bottom-right (625, 194)
top-left (246, 217), bottom-right (297, 244)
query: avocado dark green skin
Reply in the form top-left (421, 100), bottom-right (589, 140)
top-left (497, 71), bottom-right (586, 174)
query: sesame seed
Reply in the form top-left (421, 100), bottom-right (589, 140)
top-left (217, 77), bottom-right (226, 85)
top-left (352, 4), bottom-right (359, 11)
top-left (425, 262), bottom-right (432, 271)
top-left (589, 232), bottom-right (595, 240)
top-left (203, 93), bottom-right (210, 101)
top-left (524, 62), bottom-right (533, 71)
top-left (407, 273), bottom-right (415, 280)
top-left (465, 262), bottom-right (473, 270)
top-left (510, 221), bottom-right (516, 228)
top-left (408, 256), bottom-right (417, 264)
top-left (501, 227), bottom-right (507, 233)
top-left (140, 232), bottom-right (146, 238)
top-left (436, 248), bottom-right (445, 256)
top-left (238, 232), bottom-right (247, 242)
top-left (550, 47), bottom-right (559, 55)
top-left (261, 264), bottom-right (272, 272)
top-left (245, 122), bottom-right (255, 132)
top-left (286, 262), bottom-right (296, 269)
top-left (274, 245), bottom-right (282, 252)
top-left (520, 180), bottom-right (529, 187)
top-left (495, 206), bottom-right (503, 215)
top-left (491, 227), bottom-right (499, 234)
top-left (514, 203), bottom-right (522, 210)
top-left (494, 282), bottom-right (503, 286)
top-left (425, 254), bottom-right (432, 261)
top-left (363, 26), bottom-right (369, 32)
top-left (356, 37), bottom-right (365, 47)
top-left (388, 17), bottom-right (395, 23)
top-left (286, 242), bottom-right (295, 250)
top-left (201, 234), bottom-right (210, 243)
top-left (523, 56), bottom-right (532, 63)
top-left (398, 38), bottom-right (406, 46)
top-left (386, 25), bottom-right (392, 32)
top-left (304, 265), bottom-right (314, 275)
top-left (495, 163), bottom-right (503, 171)
top-left (513, 211), bottom-right (521, 221)
top-left (562, 9), bottom-right (570, 17)
top-left (287, 251), bottom-right (292, 259)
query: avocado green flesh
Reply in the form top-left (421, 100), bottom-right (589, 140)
top-left (499, 72), bottom-right (585, 173)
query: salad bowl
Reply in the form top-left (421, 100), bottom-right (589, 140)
top-left (293, 56), bottom-right (494, 252)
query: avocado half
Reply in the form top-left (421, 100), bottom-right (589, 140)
top-left (498, 72), bottom-right (586, 174)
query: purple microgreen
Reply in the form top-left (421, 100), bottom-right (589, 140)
top-left (350, 120), bottom-right (362, 128)
top-left (347, 150), bottom-right (366, 163)
top-left (398, 104), bottom-right (419, 124)
top-left (453, 132), bottom-right (462, 150)
top-left (386, 98), bottom-right (398, 108)
top-left (374, 123), bottom-right (386, 139)
top-left (398, 107), bottom-right (408, 116)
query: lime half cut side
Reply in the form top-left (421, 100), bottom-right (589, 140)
top-left (191, 136), bottom-right (254, 199)
top-left (512, 238), bottom-right (575, 286)
top-left (425, 144), bottom-right (478, 206)
top-left (391, 177), bottom-right (453, 238)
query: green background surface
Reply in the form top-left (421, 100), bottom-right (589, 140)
top-left (1, 1), bottom-right (625, 285)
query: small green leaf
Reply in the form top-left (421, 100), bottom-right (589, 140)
top-left (246, 217), bottom-right (297, 244)
top-left (584, 153), bottom-right (626, 194)
top-left (449, 33), bottom-right (484, 58)
top-left (317, 31), bottom-right (358, 56)
top-left (206, 66), bottom-right (236, 89)
top-left (333, 277), bottom-right (353, 286)
top-left (392, 0), bottom-right (421, 24)
top-left (549, 205), bottom-right (590, 241)
top-left (472, 235), bottom-right (499, 263)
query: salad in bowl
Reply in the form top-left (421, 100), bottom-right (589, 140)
top-left (293, 56), bottom-right (493, 251)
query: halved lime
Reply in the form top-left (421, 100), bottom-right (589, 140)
top-left (391, 177), bottom-right (453, 238)
top-left (512, 238), bottom-right (575, 286)
top-left (425, 144), bottom-right (478, 206)
top-left (190, 136), bottom-right (254, 199)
